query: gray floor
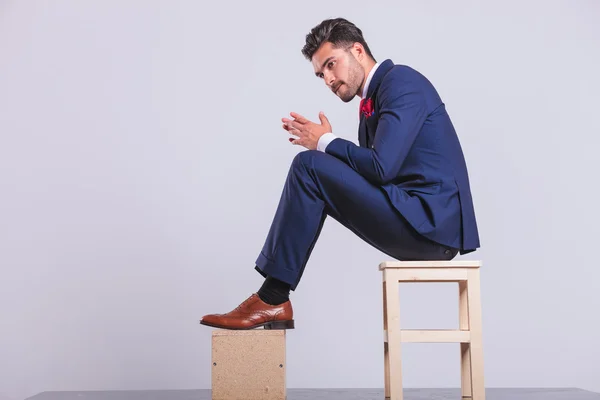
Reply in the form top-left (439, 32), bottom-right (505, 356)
top-left (25, 388), bottom-right (600, 400)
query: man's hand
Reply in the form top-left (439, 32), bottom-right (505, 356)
top-left (282, 111), bottom-right (332, 150)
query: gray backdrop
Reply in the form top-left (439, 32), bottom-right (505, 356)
top-left (1, 1), bottom-right (599, 400)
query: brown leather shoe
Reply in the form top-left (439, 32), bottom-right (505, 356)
top-left (199, 293), bottom-right (294, 330)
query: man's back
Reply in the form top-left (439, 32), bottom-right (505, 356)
top-left (374, 63), bottom-right (480, 253)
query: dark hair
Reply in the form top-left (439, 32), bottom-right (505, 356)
top-left (301, 18), bottom-right (376, 61)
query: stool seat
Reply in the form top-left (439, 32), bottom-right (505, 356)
top-left (379, 260), bottom-right (482, 269)
top-left (380, 259), bottom-right (485, 400)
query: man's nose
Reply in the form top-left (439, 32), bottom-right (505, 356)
top-left (324, 72), bottom-right (335, 87)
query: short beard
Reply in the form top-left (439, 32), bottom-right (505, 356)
top-left (342, 54), bottom-right (365, 102)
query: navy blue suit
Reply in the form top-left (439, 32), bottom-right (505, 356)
top-left (256, 59), bottom-right (480, 290)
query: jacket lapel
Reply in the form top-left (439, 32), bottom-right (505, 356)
top-left (358, 117), bottom-right (367, 147)
top-left (358, 59), bottom-right (395, 148)
top-left (365, 59), bottom-right (394, 99)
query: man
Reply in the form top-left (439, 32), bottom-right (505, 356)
top-left (200, 17), bottom-right (479, 330)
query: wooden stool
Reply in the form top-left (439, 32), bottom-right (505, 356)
top-left (380, 260), bottom-right (485, 400)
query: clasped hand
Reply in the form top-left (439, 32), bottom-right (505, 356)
top-left (282, 111), bottom-right (332, 150)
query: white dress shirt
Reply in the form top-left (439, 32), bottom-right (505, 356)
top-left (317, 61), bottom-right (380, 152)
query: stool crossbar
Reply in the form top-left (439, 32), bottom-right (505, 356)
top-left (380, 260), bottom-right (485, 400)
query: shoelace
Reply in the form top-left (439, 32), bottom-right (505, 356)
top-left (234, 295), bottom-right (255, 311)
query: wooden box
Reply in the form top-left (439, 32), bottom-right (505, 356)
top-left (211, 329), bottom-right (286, 400)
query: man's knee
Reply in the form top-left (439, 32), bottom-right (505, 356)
top-left (292, 150), bottom-right (324, 171)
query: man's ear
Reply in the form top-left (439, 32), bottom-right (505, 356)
top-left (351, 42), bottom-right (365, 60)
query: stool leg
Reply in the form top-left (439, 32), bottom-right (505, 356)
top-left (459, 281), bottom-right (472, 399)
top-left (383, 270), bottom-right (402, 400)
top-left (383, 281), bottom-right (390, 399)
top-left (467, 270), bottom-right (485, 400)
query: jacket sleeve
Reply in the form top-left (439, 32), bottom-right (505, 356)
top-left (325, 72), bottom-right (429, 185)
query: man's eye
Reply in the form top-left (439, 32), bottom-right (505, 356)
top-left (328, 61), bottom-right (335, 68)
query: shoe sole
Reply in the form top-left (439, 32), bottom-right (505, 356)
top-left (199, 319), bottom-right (295, 330)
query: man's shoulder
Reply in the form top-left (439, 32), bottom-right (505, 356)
top-left (383, 63), bottom-right (431, 86)
top-left (377, 63), bottom-right (438, 100)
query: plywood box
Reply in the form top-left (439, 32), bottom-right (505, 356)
top-left (211, 329), bottom-right (286, 400)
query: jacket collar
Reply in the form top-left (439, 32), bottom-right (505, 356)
top-left (361, 62), bottom-right (379, 98)
top-left (363, 58), bottom-right (394, 99)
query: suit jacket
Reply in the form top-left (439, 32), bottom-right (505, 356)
top-left (325, 59), bottom-right (480, 254)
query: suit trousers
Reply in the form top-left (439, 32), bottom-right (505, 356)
top-left (255, 149), bottom-right (458, 291)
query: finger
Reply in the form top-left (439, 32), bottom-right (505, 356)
top-left (290, 112), bottom-right (309, 124)
top-left (282, 118), bottom-right (295, 129)
top-left (318, 111), bottom-right (327, 123)
top-left (284, 120), bottom-right (304, 132)
top-left (285, 124), bottom-right (302, 140)
top-left (283, 123), bottom-right (301, 136)
top-left (288, 129), bottom-right (304, 139)
top-left (318, 111), bottom-right (332, 131)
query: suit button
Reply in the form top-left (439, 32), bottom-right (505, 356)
top-left (444, 249), bottom-right (451, 255)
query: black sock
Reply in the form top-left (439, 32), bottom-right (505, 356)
top-left (257, 275), bottom-right (291, 305)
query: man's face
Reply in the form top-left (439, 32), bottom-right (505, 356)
top-left (312, 42), bottom-right (365, 102)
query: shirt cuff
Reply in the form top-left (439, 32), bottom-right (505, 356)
top-left (317, 132), bottom-right (337, 152)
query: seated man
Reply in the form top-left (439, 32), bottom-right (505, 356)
top-left (200, 17), bottom-right (480, 330)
